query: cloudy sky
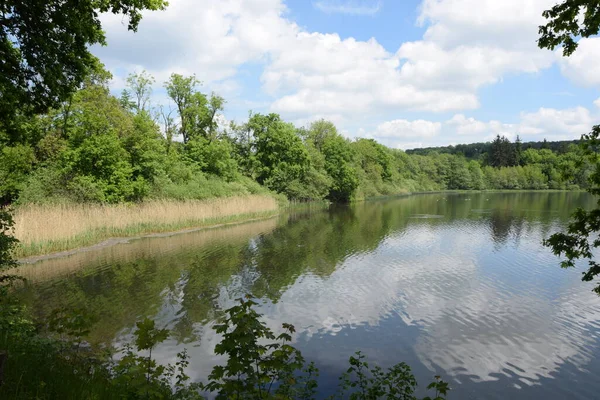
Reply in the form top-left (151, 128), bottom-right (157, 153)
top-left (93, 0), bottom-right (600, 149)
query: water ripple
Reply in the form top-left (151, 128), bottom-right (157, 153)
top-left (17, 192), bottom-right (600, 400)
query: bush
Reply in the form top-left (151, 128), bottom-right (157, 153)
top-left (202, 297), bottom-right (450, 400)
top-left (0, 144), bottom-right (36, 203)
top-left (16, 165), bottom-right (68, 205)
top-left (0, 292), bottom-right (450, 400)
top-left (150, 173), bottom-right (264, 201)
top-left (186, 137), bottom-right (239, 181)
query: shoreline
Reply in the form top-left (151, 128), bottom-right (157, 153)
top-left (11, 189), bottom-right (584, 261)
top-left (12, 195), bottom-right (280, 259)
top-left (17, 213), bottom-right (280, 265)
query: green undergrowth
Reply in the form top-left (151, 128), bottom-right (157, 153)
top-left (0, 295), bottom-right (450, 400)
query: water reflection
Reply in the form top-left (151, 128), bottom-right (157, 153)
top-left (17, 192), bottom-right (600, 399)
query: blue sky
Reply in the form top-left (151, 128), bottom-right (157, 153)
top-left (93, 0), bottom-right (600, 149)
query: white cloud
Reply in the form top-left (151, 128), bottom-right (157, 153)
top-left (447, 107), bottom-right (597, 142)
top-left (396, 141), bottom-right (425, 150)
top-left (519, 106), bottom-right (597, 138)
top-left (94, 0), bottom-right (294, 84)
top-left (396, 0), bottom-right (555, 93)
top-left (372, 119), bottom-right (442, 139)
top-left (264, 0), bottom-right (557, 122)
top-left (369, 115), bottom-right (508, 149)
top-left (447, 114), bottom-right (515, 138)
top-left (417, 0), bottom-right (555, 49)
top-left (94, 0), bottom-right (594, 142)
top-left (557, 37), bottom-right (600, 87)
top-left (263, 31), bottom-right (479, 118)
top-left (446, 114), bottom-right (487, 135)
top-left (291, 114), bottom-right (347, 129)
top-left (98, 0), bottom-right (561, 126)
top-left (397, 42), bottom-right (553, 91)
top-left (371, 102), bottom-right (599, 150)
top-left (210, 80), bottom-right (243, 98)
top-left (313, 0), bottom-right (382, 15)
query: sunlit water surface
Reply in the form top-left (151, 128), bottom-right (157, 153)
top-left (18, 192), bottom-right (600, 399)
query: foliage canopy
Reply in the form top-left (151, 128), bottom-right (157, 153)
top-left (538, 0), bottom-right (600, 56)
top-left (0, 0), bottom-right (168, 136)
top-left (538, 0), bottom-right (600, 294)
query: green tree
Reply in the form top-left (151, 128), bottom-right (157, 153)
top-left (488, 135), bottom-right (517, 168)
top-left (521, 148), bottom-right (558, 186)
top-left (65, 75), bottom-right (134, 145)
top-left (0, 209), bottom-right (17, 272)
top-left (165, 74), bottom-right (225, 143)
top-left (159, 105), bottom-right (177, 154)
top-left (515, 135), bottom-right (523, 166)
top-left (539, 1), bottom-right (600, 293)
top-left (122, 111), bottom-right (167, 187)
top-left (322, 135), bottom-right (359, 202)
top-left (48, 76), bottom-right (152, 202)
top-left (468, 161), bottom-right (486, 190)
top-left (336, 351), bottom-right (443, 400)
top-left (63, 132), bottom-right (138, 202)
top-left (556, 147), bottom-right (589, 188)
top-left (446, 156), bottom-right (472, 190)
top-left (124, 70), bottom-right (156, 112)
top-left (0, 144), bottom-right (36, 203)
top-left (206, 93), bottom-right (226, 139)
top-left (248, 113), bottom-right (310, 197)
top-left (0, 0), bottom-right (167, 135)
top-left (186, 136), bottom-right (238, 181)
top-left (204, 297), bottom-right (313, 399)
top-left (545, 126), bottom-right (600, 293)
top-left (353, 139), bottom-right (394, 182)
top-left (538, 0), bottom-right (600, 56)
top-left (164, 74), bottom-right (202, 144)
top-left (305, 120), bottom-right (358, 202)
top-left (286, 134), bottom-right (332, 201)
top-left (230, 116), bottom-right (259, 178)
top-left (305, 119), bottom-right (337, 152)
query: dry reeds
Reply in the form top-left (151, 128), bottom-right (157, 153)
top-left (13, 217), bottom-right (280, 282)
top-left (13, 195), bottom-right (279, 257)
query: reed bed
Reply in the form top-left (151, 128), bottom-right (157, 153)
top-left (13, 217), bottom-right (279, 282)
top-left (12, 195), bottom-right (279, 257)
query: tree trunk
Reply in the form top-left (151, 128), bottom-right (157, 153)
top-left (0, 350), bottom-right (7, 386)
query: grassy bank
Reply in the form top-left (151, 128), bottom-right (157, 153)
top-left (13, 217), bottom-right (280, 282)
top-left (13, 195), bottom-right (280, 258)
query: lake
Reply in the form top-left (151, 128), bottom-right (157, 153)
top-left (17, 192), bottom-right (600, 399)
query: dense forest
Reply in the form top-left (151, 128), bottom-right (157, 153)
top-left (0, 66), bottom-right (589, 207)
top-left (406, 139), bottom-right (579, 159)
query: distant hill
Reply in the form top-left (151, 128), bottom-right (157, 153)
top-left (405, 139), bottom-right (580, 159)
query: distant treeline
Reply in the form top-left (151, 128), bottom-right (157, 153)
top-left (0, 66), bottom-right (591, 206)
top-left (406, 139), bottom-right (580, 159)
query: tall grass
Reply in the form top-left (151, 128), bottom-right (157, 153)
top-left (14, 217), bottom-right (279, 282)
top-left (13, 195), bottom-right (279, 258)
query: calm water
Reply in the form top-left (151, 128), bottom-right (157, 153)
top-left (17, 192), bottom-right (600, 399)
